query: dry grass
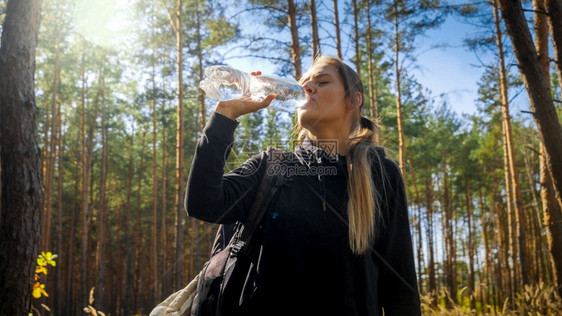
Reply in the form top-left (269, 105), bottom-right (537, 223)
top-left (421, 283), bottom-right (562, 315)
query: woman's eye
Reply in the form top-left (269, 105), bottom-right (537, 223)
top-left (316, 81), bottom-right (328, 86)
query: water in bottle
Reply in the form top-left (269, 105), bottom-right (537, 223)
top-left (199, 65), bottom-right (306, 113)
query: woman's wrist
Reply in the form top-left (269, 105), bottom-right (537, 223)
top-left (214, 101), bottom-right (239, 120)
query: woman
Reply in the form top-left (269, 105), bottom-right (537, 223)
top-left (185, 56), bottom-right (420, 315)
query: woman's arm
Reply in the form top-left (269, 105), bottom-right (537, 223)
top-left (374, 159), bottom-right (421, 315)
top-left (185, 95), bottom-right (275, 223)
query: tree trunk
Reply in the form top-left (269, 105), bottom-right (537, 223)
top-left (309, 0), bottom-right (320, 60)
top-left (332, 0), bottom-right (342, 59)
top-left (541, 142), bottom-right (562, 297)
top-left (151, 45), bottom-right (160, 305)
top-left (195, 0), bottom-right (206, 129)
top-left (123, 133), bottom-right (135, 315)
top-left (160, 96), bottom-right (169, 298)
top-left (466, 183), bottom-right (476, 309)
top-left (0, 0), bottom-right (43, 314)
top-left (173, 0), bottom-right (185, 292)
top-left (493, 0), bottom-right (529, 287)
top-left (502, 126), bottom-right (519, 298)
top-left (546, 0), bottom-right (562, 94)
top-left (79, 45), bottom-right (93, 307)
top-left (408, 151), bottom-right (423, 292)
top-left (55, 112), bottom-right (64, 315)
top-left (287, 0), bottom-right (302, 79)
top-left (425, 177), bottom-right (437, 304)
top-left (478, 189), bottom-right (491, 311)
top-left (352, 0), bottom-right (361, 75)
top-left (365, 0), bottom-right (379, 126)
top-left (533, 0), bottom-right (561, 292)
top-left (40, 17), bottom-right (61, 254)
top-left (442, 158), bottom-right (457, 304)
top-left (499, 0), bottom-right (562, 215)
top-left (96, 70), bottom-right (108, 311)
top-left (499, 0), bottom-right (562, 295)
top-left (134, 132), bottom-right (146, 309)
top-left (393, 2), bottom-right (407, 183)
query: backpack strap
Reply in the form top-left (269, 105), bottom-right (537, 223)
top-left (236, 146), bottom-right (283, 254)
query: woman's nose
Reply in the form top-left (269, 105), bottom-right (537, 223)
top-left (303, 81), bottom-right (315, 94)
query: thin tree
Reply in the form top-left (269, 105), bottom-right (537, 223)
top-left (492, 0), bottom-right (529, 288)
top-left (332, 0), bottom-right (342, 59)
top-left (546, 0), bottom-right (562, 94)
top-left (287, 0), bottom-right (302, 79)
top-left (96, 67), bottom-right (108, 311)
top-left (0, 0), bottom-right (44, 314)
top-left (352, 0), bottom-right (361, 74)
top-left (365, 0), bottom-right (379, 120)
top-left (310, 0), bottom-right (320, 60)
top-left (167, 0), bottom-right (185, 291)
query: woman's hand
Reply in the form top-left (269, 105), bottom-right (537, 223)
top-left (214, 71), bottom-right (275, 120)
top-left (214, 94), bottom-right (276, 120)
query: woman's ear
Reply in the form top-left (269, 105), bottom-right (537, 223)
top-left (354, 92), bottom-right (362, 108)
top-left (347, 92), bottom-right (362, 110)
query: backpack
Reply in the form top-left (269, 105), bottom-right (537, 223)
top-left (150, 147), bottom-right (283, 316)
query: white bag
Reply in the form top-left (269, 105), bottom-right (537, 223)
top-left (149, 274), bottom-right (199, 316)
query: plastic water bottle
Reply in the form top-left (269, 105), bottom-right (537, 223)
top-left (199, 65), bottom-right (306, 113)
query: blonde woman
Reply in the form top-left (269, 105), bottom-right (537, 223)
top-left (186, 56), bottom-right (420, 315)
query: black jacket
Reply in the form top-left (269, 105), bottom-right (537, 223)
top-left (185, 112), bottom-right (421, 316)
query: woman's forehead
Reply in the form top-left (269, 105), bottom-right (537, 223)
top-left (302, 63), bottom-right (339, 81)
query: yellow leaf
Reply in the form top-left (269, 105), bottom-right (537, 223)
top-left (37, 257), bottom-right (46, 267)
top-left (36, 266), bottom-right (48, 275)
top-left (32, 283), bottom-right (48, 298)
top-left (32, 287), bottom-right (42, 299)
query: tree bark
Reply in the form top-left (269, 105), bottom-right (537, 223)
top-left (393, 1), bottom-right (407, 184)
top-left (0, 0), bottom-right (43, 314)
top-left (424, 177), bottom-right (437, 304)
top-left (332, 0), bottom-right (342, 59)
top-left (365, 0), bottom-right (379, 131)
top-left (173, 0), bottom-right (185, 291)
top-left (352, 0), bottom-right (361, 75)
top-left (408, 151), bottom-right (423, 292)
top-left (123, 133), bottom-right (135, 315)
top-left (287, 0), bottom-right (302, 79)
top-left (493, 0), bottom-right (529, 287)
top-left (478, 189), bottom-right (491, 311)
top-left (309, 0), bottom-right (320, 60)
top-left (466, 183), bottom-right (475, 310)
top-left (532, 0), bottom-right (554, 284)
top-left (160, 96), bottom-right (169, 298)
top-left (545, 0), bottom-right (562, 94)
top-left (96, 70), bottom-right (108, 311)
top-left (540, 143), bottom-right (562, 297)
top-left (442, 158), bottom-right (457, 304)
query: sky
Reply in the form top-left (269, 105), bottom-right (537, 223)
top-left (222, 5), bottom-right (516, 118)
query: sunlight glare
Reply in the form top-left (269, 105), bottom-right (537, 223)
top-left (74, 0), bottom-right (132, 48)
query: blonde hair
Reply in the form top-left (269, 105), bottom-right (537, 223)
top-left (296, 56), bottom-right (384, 254)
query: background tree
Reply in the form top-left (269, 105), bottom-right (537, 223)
top-left (499, 0), bottom-right (562, 297)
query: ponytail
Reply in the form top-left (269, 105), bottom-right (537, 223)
top-left (347, 116), bottom-right (384, 254)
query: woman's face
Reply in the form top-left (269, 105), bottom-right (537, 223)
top-left (297, 63), bottom-right (351, 132)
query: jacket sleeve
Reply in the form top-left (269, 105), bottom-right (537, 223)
top-left (373, 159), bottom-right (421, 315)
top-left (185, 111), bottom-right (265, 224)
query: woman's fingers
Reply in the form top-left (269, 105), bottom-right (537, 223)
top-left (215, 94), bottom-right (276, 120)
